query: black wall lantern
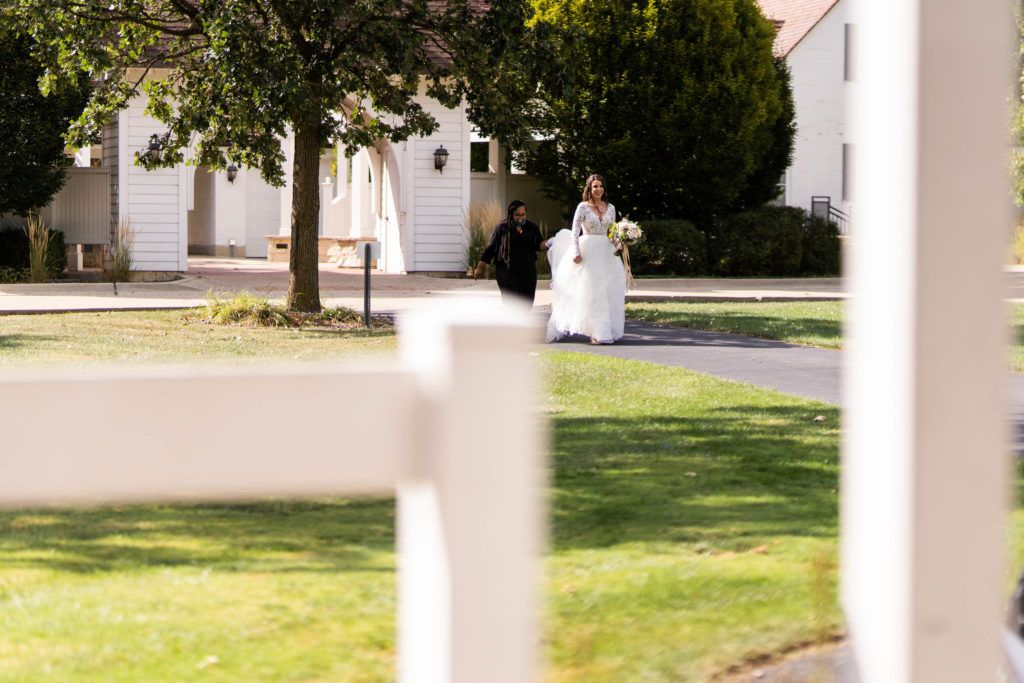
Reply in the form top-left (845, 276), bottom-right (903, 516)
top-left (143, 137), bottom-right (162, 163)
top-left (226, 164), bottom-right (238, 183)
top-left (433, 145), bottom-right (449, 173)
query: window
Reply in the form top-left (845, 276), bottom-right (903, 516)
top-left (470, 141), bottom-right (490, 173)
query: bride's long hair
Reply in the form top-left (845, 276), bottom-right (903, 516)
top-left (582, 174), bottom-right (608, 204)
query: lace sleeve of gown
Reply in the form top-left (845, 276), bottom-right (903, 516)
top-left (571, 202), bottom-right (585, 257)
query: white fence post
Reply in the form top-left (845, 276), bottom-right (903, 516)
top-left (398, 301), bottom-right (544, 683)
top-left (844, 0), bottom-right (1013, 679)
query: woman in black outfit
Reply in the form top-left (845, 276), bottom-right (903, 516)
top-left (474, 199), bottom-right (549, 304)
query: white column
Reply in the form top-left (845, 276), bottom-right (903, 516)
top-left (843, 0), bottom-right (1012, 681)
top-left (397, 301), bottom-right (544, 683)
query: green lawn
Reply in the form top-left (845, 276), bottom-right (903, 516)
top-left (0, 309), bottom-right (396, 367)
top-left (626, 301), bottom-right (843, 349)
top-left (0, 310), bottom-right (845, 681)
top-left (627, 301), bottom-right (1024, 374)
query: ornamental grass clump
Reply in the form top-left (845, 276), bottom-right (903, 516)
top-left (205, 290), bottom-right (294, 327)
top-left (24, 213), bottom-right (52, 282)
top-left (102, 216), bottom-right (136, 282)
top-left (462, 199), bottom-right (501, 277)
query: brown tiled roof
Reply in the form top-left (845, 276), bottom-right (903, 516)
top-left (756, 0), bottom-right (841, 56)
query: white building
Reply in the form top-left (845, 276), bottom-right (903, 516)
top-left (87, 73), bottom-right (480, 275)
top-left (758, 0), bottom-right (851, 225)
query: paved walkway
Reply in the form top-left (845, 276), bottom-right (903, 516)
top-left (0, 257), bottom-right (845, 315)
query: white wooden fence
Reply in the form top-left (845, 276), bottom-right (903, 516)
top-left (0, 302), bottom-right (544, 683)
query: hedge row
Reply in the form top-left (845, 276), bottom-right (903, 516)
top-left (0, 225), bottom-right (68, 280)
top-left (628, 205), bottom-right (841, 277)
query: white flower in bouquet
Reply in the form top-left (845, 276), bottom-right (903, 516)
top-left (608, 220), bottom-right (643, 247)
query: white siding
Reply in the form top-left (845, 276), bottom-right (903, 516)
top-left (784, 1), bottom-right (850, 214)
top-left (411, 96), bottom-right (468, 272)
top-left (103, 117), bottom-right (119, 240)
top-left (122, 94), bottom-right (186, 271)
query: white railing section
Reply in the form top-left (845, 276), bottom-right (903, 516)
top-left (0, 302), bottom-right (544, 683)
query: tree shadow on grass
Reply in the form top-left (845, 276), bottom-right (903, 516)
top-left (550, 404), bottom-right (840, 551)
top-left (0, 497), bottom-right (396, 575)
top-left (0, 333), bottom-right (62, 351)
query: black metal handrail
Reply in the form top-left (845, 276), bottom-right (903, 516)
top-left (828, 205), bottom-right (850, 234)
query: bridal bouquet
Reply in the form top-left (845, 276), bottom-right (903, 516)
top-left (608, 220), bottom-right (642, 290)
top-left (608, 220), bottom-right (643, 247)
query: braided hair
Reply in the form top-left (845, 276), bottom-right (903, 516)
top-left (500, 199), bottom-right (527, 268)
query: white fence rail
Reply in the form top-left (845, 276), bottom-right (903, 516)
top-left (0, 303), bottom-right (544, 683)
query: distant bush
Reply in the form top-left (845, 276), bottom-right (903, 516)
top-left (630, 219), bottom-right (707, 276)
top-left (608, 205), bottom-right (842, 277)
top-left (709, 205), bottom-right (806, 277)
top-left (800, 213), bottom-right (841, 276)
top-left (0, 224), bottom-right (66, 280)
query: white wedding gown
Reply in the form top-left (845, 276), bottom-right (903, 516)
top-left (546, 201), bottom-right (626, 343)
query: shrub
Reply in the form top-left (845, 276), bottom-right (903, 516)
top-left (710, 205), bottom-right (805, 276)
top-left (629, 219), bottom-right (707, 276)
top-left (0, 223), bottom-right (66, 280)
top-left (800, 213), bottom-right (841, 276)
top-left (0, 266), bottom-right (25, 283)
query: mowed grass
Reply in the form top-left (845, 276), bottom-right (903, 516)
top-left (626, 301), bottom-right (844, 349)
top-left (0, 309), bottom-right (844, 681)
top-left (543, 352), bottom-right (841, 681)
top-left (0, 309), bottom-right (396, 367)
top-left (627, 301), bottom-right (1024, 374)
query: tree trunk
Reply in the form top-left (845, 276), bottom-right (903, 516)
top-left (287, 119), bottom-right (322, 312)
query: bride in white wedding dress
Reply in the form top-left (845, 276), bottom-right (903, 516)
top-left (545, 174), bottom-right (627, 344)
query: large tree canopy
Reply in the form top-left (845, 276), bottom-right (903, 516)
top-left (4, 0), bottom-right (523, 311)
top-left (476, 0), bottom-right (795, 223)
top-left (0, 29), bottom-right (90, 217)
